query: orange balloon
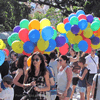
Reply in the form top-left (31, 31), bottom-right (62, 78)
top-left (97, 28), bottom-right (100, 36)
top-left (33, 46), bottom-right (44, 54)
top-left (27, 56), bottom-right (32, 67)
top-left (28, 19), bottom-right (40, 30)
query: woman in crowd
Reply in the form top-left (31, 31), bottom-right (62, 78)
top-left (13, 55), bottom-right (28, 100)
top-left (24, 52), bottom-right (50, 100)
top-left (57, 55), bottom-right (72, 100)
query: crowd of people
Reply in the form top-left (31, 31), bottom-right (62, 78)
top-left (0, 47), bottom-right (100, 100)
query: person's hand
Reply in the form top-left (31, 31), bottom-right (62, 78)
top-left (12, 71), bottom-right (16, 74)
top-left (76, 70), bottom-right (80, 74)
top-left (31, 81), bottom-right (36, 86)
top-left (63, 90), bottom-right (67, 97)
top-left (34, 87), bottom-right (41, 92)
top-left (90, 94), bottom-right (93, 98)
top-left (0, 88), bottom-right (2, 92)
top-left (77, 74), bottom-right (79, 78)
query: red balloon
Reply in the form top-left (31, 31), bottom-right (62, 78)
top-left (78, 14), bottom-right (86, 21)
top-left (85, 46), bottom-right (92, 53)
top-left (22, 50), bottom-right (31, 56)
top-left (93, 31), bottom-right (98, 34)
top-left (19, 28), bottom-right (30, 42)
top-left (63, 17), bottom-right (69, 24)
top-left (59, 43), bottom-right (69, 55)
top-left (84, 38), bottom-right (91, 45)
top-left (3, 49), bottom-right (9, 56)
top-left (51, 26), bottom-right (56, 30)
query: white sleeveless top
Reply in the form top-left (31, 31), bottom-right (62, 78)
top-left (57, 66), bottom-right (72, 92)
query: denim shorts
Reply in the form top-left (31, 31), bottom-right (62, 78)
top-left (79, 87), bottom-right (86, 93)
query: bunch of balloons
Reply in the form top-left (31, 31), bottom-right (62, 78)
top-left (7, 18), bottom-right (58, 56)
top-left (57, 10), bottom-right (100, 54)
top-left (0, 39), bottom-right (9, 66)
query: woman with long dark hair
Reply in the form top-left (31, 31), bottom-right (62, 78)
top-left (24, 52), bottom-right (50, 100)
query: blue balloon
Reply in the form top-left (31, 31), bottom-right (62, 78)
top-left (78, 40), bottom-right (88, 52)
top-left (60, 33), bottom-right (69, 43)
top-left (45, 39), bottom-right (56, 52)
top-left (68, 13), bottom-right (76, 21)
top-left (78, 19), bottom-right (88, 30)
top-left (71, 25), bottom-right (80, 34)
top-left (91, 37), bottom-right (100, 45)
top-left (0, 50), bottom-right (5, 66)
top-left (90, 34), bottom-right (95, 39)
top-left (64, 23), bottom-right (71, 31)
top-left (42, 26), bottom-right (54, 41)
top-left (23, 41), bottom-right (35, 53)
top-left (29, 29), bottom-right (40, 43)
top-left (76, 10), bottom-right (85, 17)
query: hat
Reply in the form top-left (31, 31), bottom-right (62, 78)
top-left (3, 75), bottom-right (13, 85)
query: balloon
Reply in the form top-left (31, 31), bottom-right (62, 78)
top-left (91, 21), bottom-right (99, 31)
top-left (51, 26), bottom-right (56, 29)
top-left (68, 13), bottom-right (76, 21)
top-left (78, 19), bottom-right (88, 30)
top-left (71, 25), bottom-right (80, 34)
top-left (28, 19), bottom-right (40, 30)
top-left (34, 46), bottom-right (44, 54)
top-left (78, 30), bottom-right (82, 35)
top-left (55, 35), bottom-right (66, 47)
top-left (78, 14), bottom-right (86, 21)
top-left (84, 38), bottom-right (91, 45)
top-left (76, 10), bottom-right (85, 17)
top-left (52, 29), bottom-right (57, 40)
top-left (0, 50), bottom-right (5, 66)
top-left (64, 23), bottom-right (71, 31)
top-left (80, 31), bottom-right (87, 40)
top-left (3, 49), bottom-right (9, 56)
top-left (13, 26), bottom-right (21, 33)
top-left (23, 41), bottom-right (35, 53)
top-left (60, 33), bottom-right (69, 43)
top-left (22, 50), bottom-right (31, 56)
top-left (73, 44), bottom-right (80, 52)
top-left (45, 39), bottom-right (56, 52)
top-left (0, 39), bottom-right (4, 49)
top-left (91, 43), bottom-right (100, 49)
top-left (37, 38), bottom-right (49, 51)
top-left (87, 22), bottom-right (91, 28)
top-left (66, 31), bottom-right (75, 39)
top-left (63, 17), bottom-right (69, 24)
top-left (74, 35), bottom-right (83, 44)
top-left (27, 56), bottom-right (32, 67)
top-left (97, 28), bottom-right (100, 36)
top-left (19, 28), bottom-right (29, 42)
top-left (70, 16), bottom-right (79, 25)
top-left (86, 14), bottom-right (94, 23)
top-left (19, 19), bottom-right (29, 29)
top-left (41, 26), bottom-right (54, 41)
top-left (43, 51), bottom-right (51, 55)
top-left (83, 28), bottom-right (93, 38)
top-left (29, 29), bottom-right (40, 43)
top-left (85, 46), bottom-right (92, 53)
top-left (89, 34), bottom-right (95, 39)
top-left (1, 43), bottom-right (6, 50)
top-left (78, 40), bottom-right (88, 52)
top-left (69, 39), bottom-right (75, 44)
top-left (59, 43), bottom-right (69, 55)
top-left (40, 18), bottom-right (51, 29)
top-left (12, 41), bottom-right (23, 53)
top-left (57, 23), bottom-right (66, 33)
top-left (91, 37), bottom-right (100, 45)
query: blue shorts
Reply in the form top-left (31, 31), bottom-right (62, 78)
top-left (79, 87), bottom-right (86, 93)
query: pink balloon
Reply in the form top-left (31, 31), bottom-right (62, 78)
top-left (3, 49), bottom-right (9, 56)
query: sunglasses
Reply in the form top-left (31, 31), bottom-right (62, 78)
top-left (58, 59), bottom-right (63, 62)
top-left (32, 58), bottom-right (40, 62)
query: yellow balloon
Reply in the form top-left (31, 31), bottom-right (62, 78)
top-left (12, 41), bottom-right (23, 53)
top-left (27, 55), bottom-right (32, 67)
top-left (0, 39), bottom-right (4, 49)
top-left (66, 31), bottom-right (75, 39)
top-left (57, 23), bottom-right (66, 33)
top-left (37, 38), bottom-right (49, 51)
top-left (1, 43), bottom-right (6, 49)
top-left (44, 51), bottom-right (50, 55)
top-left (91, 43), bottom-right (100, 49)
top-left (78, 30), bottom-right (82, 35)
top-left (40, 18), bottom-right (51, 29)
top-left (87, 22), bottom-right (91, 28)
top-left (69, 39), bottom-right (75, 44)
top-left (74, 35), bottom-right (83, 44)
top-left (20, 41), bottom-right (24, 45)
top-left (83, 28), bottom-right (93, 38)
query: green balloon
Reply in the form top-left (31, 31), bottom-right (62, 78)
top-left (91, 21), bottom-right (99, 31)
top-left (19, 19), bottom-right (29, 29)
top-left (70, 16), bottom-right (79, 25)
top-left (94, 18), bottom-right (100, 27)
top-left (52, 29), bottom-right (57, 40)
top-left (73, 44), bottom-right (80, 52)
top-left (8, 33), bottom-right (21, 46)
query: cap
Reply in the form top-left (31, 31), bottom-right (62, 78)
top-left (3, 75), bottom-right (13, 85)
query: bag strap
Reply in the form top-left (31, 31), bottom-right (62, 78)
top-left (90, 56), bottom-right (97, 66)
top-left (96, 74), bottom-right (98, 88)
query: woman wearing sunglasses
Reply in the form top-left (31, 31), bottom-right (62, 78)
top-left (57, 55), bottom-right (72, 100)
top-left (24, 52), bottom-right (50, 100)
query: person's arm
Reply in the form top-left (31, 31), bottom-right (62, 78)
top-left (77, 69), bottom-right (88, 80)
top-left (34, 71), bottom-right (50, 92)
top-left (57, 62), bottom-right (60, 71)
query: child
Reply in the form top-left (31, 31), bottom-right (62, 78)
top-left (77, 57), bottom-right (88, 100)
top-left (0, 75), bottom-right (14, 100)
